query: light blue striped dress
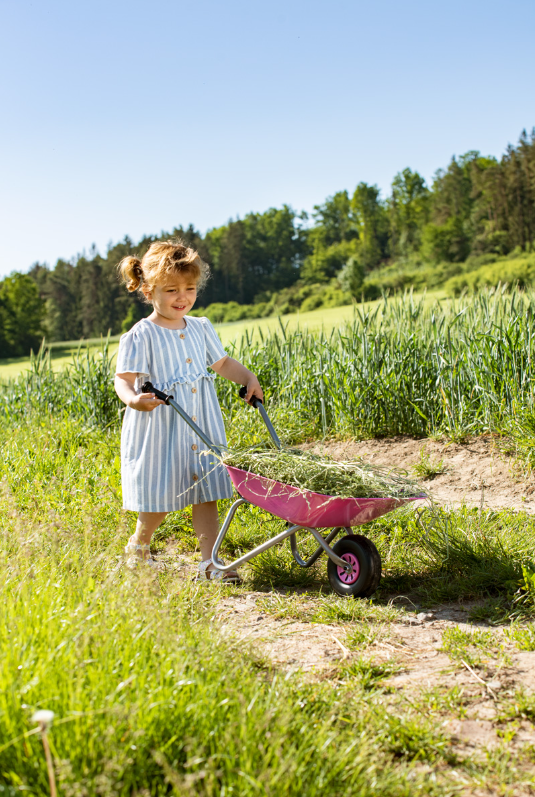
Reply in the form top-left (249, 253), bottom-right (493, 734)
top-left (115, 316), bottom-right (233, 512)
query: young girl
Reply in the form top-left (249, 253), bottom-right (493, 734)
top-left (114, 240), bottom-right (263, 581)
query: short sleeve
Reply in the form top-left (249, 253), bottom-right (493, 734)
top-left (115, 327), bottom-right (150, 377)
top-left (202, 318), bottom-right (227, 367)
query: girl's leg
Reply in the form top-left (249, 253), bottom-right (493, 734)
top-left (129, 512), bottom-right (167, 560)
top-left (191, 501), bottom-right (219, 561)
top-left (192, 501), bottom-right (239, 577)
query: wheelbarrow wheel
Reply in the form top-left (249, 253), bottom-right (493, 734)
top-left (327, 534), bottom-right (382, 598)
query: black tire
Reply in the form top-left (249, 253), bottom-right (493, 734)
top-left (349, 534), bottom-right (382, 597)
top-left (327, 534), bottom-right (382, 598)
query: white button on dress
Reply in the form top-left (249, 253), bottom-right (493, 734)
top-left (116, 316), bottom-right (232, 512)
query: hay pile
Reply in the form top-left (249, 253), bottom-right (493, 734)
top-left (222, 447), bottom-right (423, 499)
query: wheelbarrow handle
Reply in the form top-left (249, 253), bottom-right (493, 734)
top-left (141, 381), bottom-right (221, 456)
top-left (239, 385), bottom-right (262, 408)
top-left (239, 386), bottom-right (282, 450)
top-left (141, 381), bottom-right (173, 404)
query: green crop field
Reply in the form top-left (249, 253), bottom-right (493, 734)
top-left (0, 293), bottom-right (445, 380)
top-left (0, 288), bottom-right (528, 439)
top-left (0, 301), bottom-right (368, 379)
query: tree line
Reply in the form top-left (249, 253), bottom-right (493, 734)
top-left (1, 128), bottom-right (534, 357)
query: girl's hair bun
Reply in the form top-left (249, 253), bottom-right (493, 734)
top-left (119, 256), bottom-right (144, 292)
top-left (117, 239), bottom-right (210, 302)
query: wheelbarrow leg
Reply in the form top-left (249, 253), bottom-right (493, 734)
top-left (210, 505), bottom-right (352, 574)
top-left (211, 500), bottom-right (306, 573)
top-left (210, 497), bottom-right (248, 568)
top-left (289, 527), bottom-right (344, 568)
top-left (308, 527), bottom-right (353, 570)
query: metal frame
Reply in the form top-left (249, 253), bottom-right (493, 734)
top-left (167, 397), bottom-right (222, 456)
top-left (210, 498), bottom-right (352, 573)
top-left (140, 381), bottom-right (354, 575)
top-left (290, 526), bottom-right (347, 568)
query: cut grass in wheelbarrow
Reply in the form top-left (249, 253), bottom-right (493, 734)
top-left (142, 381), bottom-right (426, 597)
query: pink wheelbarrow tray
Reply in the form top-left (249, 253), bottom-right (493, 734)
top-left (142, 382), bottom-right (425, 598)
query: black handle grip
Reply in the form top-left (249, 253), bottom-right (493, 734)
top-left (141, 381), bottom-right (173, 404)
top-left (239, 385), bottom-right (262, 409)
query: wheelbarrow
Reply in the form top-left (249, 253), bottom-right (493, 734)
top-left (142, 381), bottom-right (425, 597)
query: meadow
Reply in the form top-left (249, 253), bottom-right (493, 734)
top-left (0, 295), bottom-right (440, 380)
top-left (2, 289), bottom-right (535, 794)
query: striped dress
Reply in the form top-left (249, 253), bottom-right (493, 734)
top-left (115, 316), bottom-right (233, 512)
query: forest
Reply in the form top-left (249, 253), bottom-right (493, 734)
top-left (1, 128), bottom-right (534, 357)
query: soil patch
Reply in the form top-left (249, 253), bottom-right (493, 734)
top-left (301, 435), bottom-right (535, 513)
top-left (211, 591), bottom-right (535, 765)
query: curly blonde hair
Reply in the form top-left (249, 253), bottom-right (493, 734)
top-left (118, 240), bottom-right (210, 299)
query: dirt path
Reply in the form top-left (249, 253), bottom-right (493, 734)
top-left (169, 552), bottom-right (535, 728)
top-left (212, 590), bottom-right (535, 763)
top-left (159, 438), bottom-right (535, 787)
top-left (213, 591), bottom-right (529, 682)
top-left (301, 435), bottom-right (535, 513)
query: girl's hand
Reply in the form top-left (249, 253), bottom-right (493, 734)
top-left (128, 392), bottom-right (166, 412)
top-left (115, 374), bottom-right (164, 411)
top-left (243, 377), bottom-right (263, 404)
top-left (209, 357), bottom-right (263, 403)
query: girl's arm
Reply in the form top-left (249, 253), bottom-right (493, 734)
top-left (114, 373), bottom-right (165, 411)
top-left (211, 357), bottom-right (263, 403)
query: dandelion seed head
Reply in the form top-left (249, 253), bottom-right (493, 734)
top-left (31, 709), bottom-right (55, 728)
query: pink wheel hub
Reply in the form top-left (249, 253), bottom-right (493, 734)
top-left (337, 552), bottom-right (360, 585)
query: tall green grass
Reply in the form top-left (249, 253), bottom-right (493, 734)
top-left (364, 505), bottom-right (535, 612)
top-left (0, 342), bottom-right (121, 429)
top-left (2, 288), bottom-right (535, 441)
top-left (219, 288), bottom-right (535, 440)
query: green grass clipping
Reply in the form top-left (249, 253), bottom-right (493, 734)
top-left (223, 446), bottom-right (424, 499)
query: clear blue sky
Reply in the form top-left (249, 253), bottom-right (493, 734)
top-left (1, 0), bottom-right (534, 277)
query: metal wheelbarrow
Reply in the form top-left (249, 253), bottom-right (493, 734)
top-left (142, 381), bottom-right (424, 597)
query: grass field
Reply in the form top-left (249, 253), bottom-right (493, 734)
top-left (0, 293), bottom-right (444, 379)
top-left (2, 416), bottom-right (535, 794)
